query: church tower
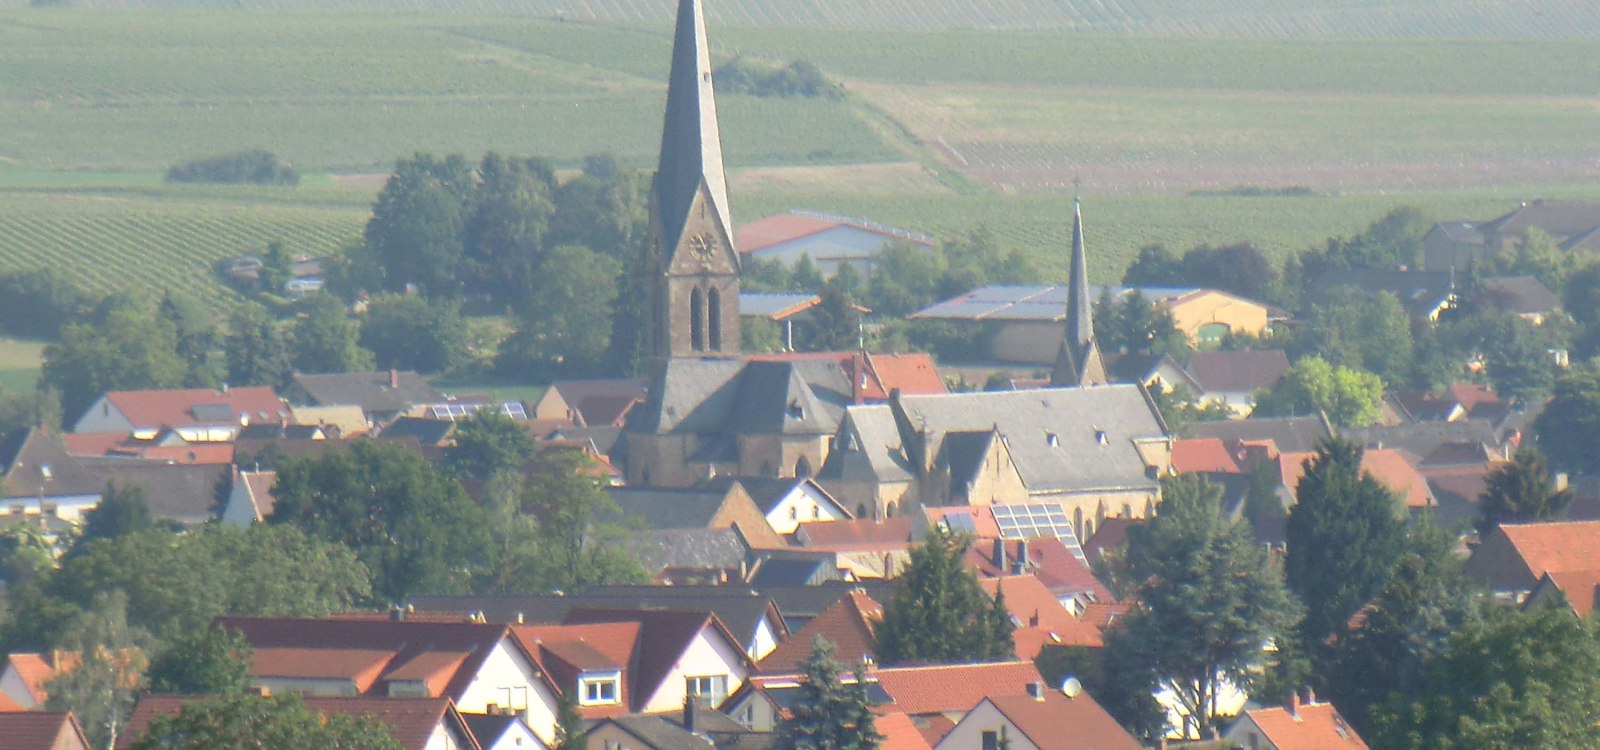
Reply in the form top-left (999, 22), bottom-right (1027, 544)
top-left (1050, 198), bottom-right (1108, 387)
top-left (649, 0), bottom-right (740, 362)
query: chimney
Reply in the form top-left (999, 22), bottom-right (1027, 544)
top-left (1026, 682), bottom-right (1044, 700)
top-left (1018, 539), bottom-right (1031, 567)
top-left (1288, 689), bottom-right (1300, 718)
top-left (389, 368), bottom-right (400, 388)
top-left (992, 538), bottom-right (1007, 569)
top-left (1306, 687), bottom-right (1317, 705)
top-left (1028, 609), bottom-right (1040, 627)
top-left (683, 696), bottom-right (699, 734)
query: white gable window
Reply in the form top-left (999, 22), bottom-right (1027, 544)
top-left (580, 671), bottom-right (622, 706)
top-left (686, 674), bottom-right (729, 706)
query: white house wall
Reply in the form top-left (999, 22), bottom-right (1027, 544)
top-left (764, 484), bottom-right (849, 534)
top-left (639, 624), bottom-right (748, 714)
top-left (0, 665), bottom-right (39, 709)
top-left (71, 398), bottom-right (135, 435)
top-left (933, 701), bottom-right (1040, 750)
top-left (457, 639), bottom-right (560, 745)
top-left (749, 618), bottom-right (780, 661)
top-left (752, 226), bottom-right (900, 278)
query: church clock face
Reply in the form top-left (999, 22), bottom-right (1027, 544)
top-left (688, 232), bottom-right (718, 262)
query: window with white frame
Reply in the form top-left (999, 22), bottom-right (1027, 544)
top-left (686, 674), bottom-right (729, 706)
top-left (580, 672), bottom-right (621, 705)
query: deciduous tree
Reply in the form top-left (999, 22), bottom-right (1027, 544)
top-left (444, 409), bottom-right (537, 482)
top-left (224, 302), bottom-right (292, 390)
top-left (129, 693), bottom-right (403, 750)
top-left (359, 293), bottom-right (466, 374)
top-left (1252, 355), bottom-right (1384, 426)
top-left (1533, 363), bottom-right (1600, 475)
top-left (292, 293), bottom-right (373, 374)
top-left (45, 590), bottom-right (151, 750)
top-left (147, 625), bottom-right (253, 696)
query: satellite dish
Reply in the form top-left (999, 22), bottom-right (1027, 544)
top-left (1061, 677), bottom-right (1083, 698)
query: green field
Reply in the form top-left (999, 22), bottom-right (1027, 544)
top-left (0, 338), bottom-right (45, 394)
top-left (3, 6), bottom-right (1599, 307)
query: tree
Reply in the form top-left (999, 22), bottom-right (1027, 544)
top-left (1477, 447), bottom-right (1572, 535)
top-left (774, 636), bottom-right (882, 750)
top-left (1296, 287), bottom-right (1413, 385)
top-left (522, 452), bottom-right (647, 593)
top-left (43, 297), bottom-right (188, 425)
top-left (1121, 244), bottom-right (1185, 288)
top-left (1533, 363), bottom-right (1600, 475)
top-left (1103, 474), bottom-right (1300, 740)
top-left (292, 293), bottom-right (373, 374)
top-left (146, 625), bottom-right (253, 696)
top-left (77, 483), bottom-right (152, 547)
top-left (359, 293), bottom-right (467, 374)
top-left (270, 441), bottom-right (487, 602)
top-left (43, 525), bottom-right (371, 644)
top-left (0, 268), bottom-right (92, 339)
top-left (800, 282), bottom-right (861, 352)
top-left (443, 409), bottom-right (537, 481)
top-left (1180, 243), bottom-right (1279, 302)
top-left (363, 153), bottom-right (472, 296)
top-left (875, 527), bottom-right (1014, 664)
top-left (45, 590), bottom-right (151, 750)
top-left (496, 245), bottom-right (620, 379)
top-left (552, 682), bottom-right (586, 750)
top-left (1096, 290), bottom-right (1189, 359)
top-left (474, 470), bottom-right (546, 595)
top-left (1481, 314), bottom-right (1558, 403)
top-left (128, 693), bottom-right (403, 750)
top-left (158, 292), bottom-right (220, 387)
top-left (1323, 516), bottom-right (1483, 738)
top-left (463, 152), bottom-right (556, 303)
top-left (260, 240), bottom-right (293, 295)
top-left (1252, 355), bottom-right (1384, 427)
top-left (224, 302), bottom-right (292, 390)
top-left (1368, 606), bottom-right (1600, 750)
top-left (1284, 438), bottom-right (1407, 652)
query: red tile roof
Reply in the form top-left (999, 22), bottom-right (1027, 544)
top-left (1240, 701), bottom-right (1370, 749)
top-left (0, 688), bottom-right (21, 711)
top-left (0, 712), bottom-right (88, 750)
top-left (966, 538), bottom-right (1111, 603)
top-left (872, 661), bottom-right (1043, 716)
top-left (219, 617), bottom-right (524, 703)
top-left (1281, 449), bottom-right (1433, 508)
top-left (1172, 438), bottom-right (1241, 474)
top-left (512, 621), bottom-right (641, 717)
top-left (1501, 521), bottom-right (1600, 578)
top-left (759, 590), bottom-right (882, 674)
top-left (861, 353), bottom-right (947, 400)
top-left (984, 690), bottom-right (1142, 750)
top-left (93, 386), bottom-right (284, 431)
top-left (877, 712), bottom-right (934, 750)
top-left (981, 576), bottom-right (1106, 655)
top-left (736, 214), bottom-right (841, 254)
top-left (1543, 570), bottom-right (1600, 617)
top-left (2, 652), bottom-right (75, 705)
top-left (560, 608), bottom-right (751, 714)
top-left (796, 517), bottom-right (915, 552)
top-left (122, 695), bottom-right (465, 750)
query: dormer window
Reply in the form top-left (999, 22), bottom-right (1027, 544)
top-left (788, 401), bottom-right (805, 420)
top-left (580, 671), bottom-right (621, 706)
top-left (1045, 432), bottom-right (1059, 448)
top-left (1094, 429), bottom-right (1108, 445)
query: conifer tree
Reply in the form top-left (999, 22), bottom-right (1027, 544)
top-left (875, 527), bottom-right (1014, 664)
top-left (775, 636), bottom-right (882, 750)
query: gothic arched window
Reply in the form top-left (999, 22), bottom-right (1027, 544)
top-left (690, 287), bottom-right (706, 351)
top-left (708, 287), bottom-right (722, 350)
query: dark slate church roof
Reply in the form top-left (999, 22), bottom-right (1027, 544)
top-left (653, 0), bottom-right (731, 253)
top-left (630, 359), bottom-right (851, 438)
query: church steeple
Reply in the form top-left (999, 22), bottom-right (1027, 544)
top-left (1051, 197), bottom-right (1108, 387)
top-left (650, 0), bottom-right (740, 361)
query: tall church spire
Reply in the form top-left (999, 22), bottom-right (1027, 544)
top-left (1051, 197), bottom-right (1107, 387)
top-left (649, 0), bottom-right (741, 362)
top-left (655, 0), bottom-right (732, 254)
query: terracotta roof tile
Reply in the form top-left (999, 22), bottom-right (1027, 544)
top-left (1281, 449), bottom-right (1433, 508)
top-left (862, 353), bottom-right (947, 399)
top-left (872, 661), bottom-right (1043, 716)
top-left (877, 713), bottom-right (934, 750)
top-left (91, 386), bottom-right (284, 432)
top-left (3, 652), bottom-right (62, 705)
top-left (985, 691), bottom-right (1142, 750)
top-left (511, 621), bottom-right (640, 714)
top-left (796, 517), bottom-right (914, 552)
top-left (1502, 521), bottom-right (1600, 578)
top-left (1184, 350), bottom-right (1290, 394)
top-left (0, 688), bottom-right (20, 712)
top-left (0, 712), bottom-right (88, 750)
top-left (1543, 571), bottom-right (1600, 617)
top-left (736, 215), bottom-right (841, 254)
top-left (759, 590), bottom-right (882, 674)
top-left (966, 538), bottom-right (1110, 603)
top-left (981, 576), bottom-right (1105, 655)
top-left (385, 651), bottom-right (471, 696)
top-left (560, 608), bottom-right (749, 714)
top-left (1240, 701), bottom-right (1370, 749)
top-left (251, 647), bottom-right (394, 689)
top-left (1172, 438), bottom-right (1241, 474)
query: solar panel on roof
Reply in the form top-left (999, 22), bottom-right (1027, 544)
top-left (190, 404), bottom-right (236, 422)
top-left (940, 512), bottom-right (977, 535)
top-left (990, 503), bottom-right (1088, 563)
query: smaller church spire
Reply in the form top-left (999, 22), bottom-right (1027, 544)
top-left (1051, 196), bottom-right (1107, 387)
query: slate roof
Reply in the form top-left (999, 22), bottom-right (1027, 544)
top-left (606, 486), bottom-right (731, 530)
top-left (80, 459), bottom-right (230, 525)
top-left (1184, 350), bottom-right (1290, 394)
top-left (630, 359), bottom-right (849, 438)
top-left (1427, 220), bottom-right (1483, 245)
top-left (1238, 701), bottom-right (1370, 749)
top-left (0, 712), bottom-right (89, 750)
top-left (752, 581), bottom-right (896, 631)
top-left (821, 405), bottom-right (916, 484)
top-left (411, 587), bottom-right (783, 649)
top-left (1480, 275), bottom-right (1562, 315)
top-left (1343, 420), bottom-right (1503, 459)
top-left (378, 417), bottom-right (456, 446)
top-left (85, 386), bottom-right (284, 431)
top-left (889, 386), bottom-right (1166, 494)
top-left (595, 715), bottom-right (715, 750)
top-left (982, 691), bottom-right (1143, 750)
top-left (1481, 201), bottom-right (1600, 239)
top-left (290, 371), bottom-right (441, 413)
top-left (747, 556), bottom-right (835, 587)
top-left (1305, 269), bottom-right (1458, 319)
top-left (631, 527), bottom-right (753, 577)
top-left (1189, 416), bottom-right (1332, 455)
top-left (0, 427), bottom-right (104, 498)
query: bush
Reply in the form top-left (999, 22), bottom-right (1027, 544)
top-left (713, 58), bottom-right (845, 100)
top-left (166, 150), bottom-right (299, 186)
top-left (0, 268), bottom-right (94, 339)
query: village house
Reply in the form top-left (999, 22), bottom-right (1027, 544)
top-left (1424, 201), bottom-right (1600, 270)
top-left (70, 385), bottom-right (284, 441)
top-left (0, 711), bottom-right (92, 750)
top-left (736, 211), bottom-right (934, 278)
top-left (1463, 520), bottom-right (1600, 606)
top-left (1223, 693), bottom-right (1371, 750)
top-left (121, 695), bottom-right (481, 750)
top-left (285, 370), bottom-right (442, 425)
top-left (933, 686), bottom-right (1141, 750)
